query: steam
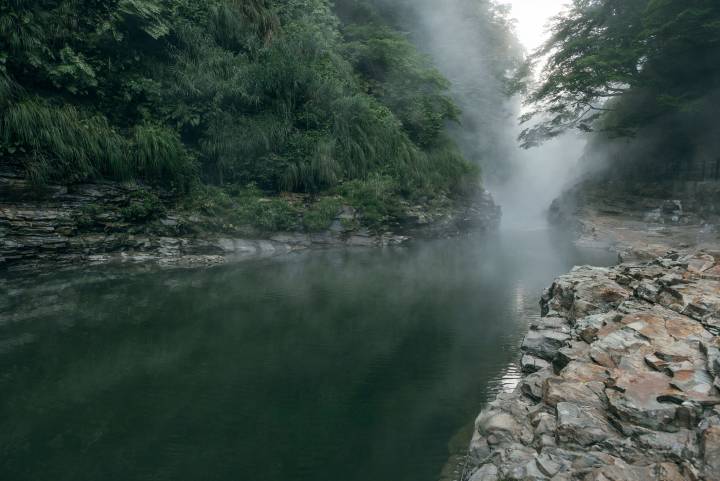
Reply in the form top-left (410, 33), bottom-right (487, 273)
top-left (388, 0), bottom-right (587, 230)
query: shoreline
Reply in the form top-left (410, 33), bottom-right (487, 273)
top-left (0, 169), bottom-right (501, 274)
top-left (461, 249), bottom-right (720, 481)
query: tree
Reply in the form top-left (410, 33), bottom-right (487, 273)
top-left (521, 0), bottom-right (720, 148)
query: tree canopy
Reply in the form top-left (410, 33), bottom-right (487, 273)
top-left (521, 0), bottom-right (720, 149)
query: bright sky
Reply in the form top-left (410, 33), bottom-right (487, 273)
top-left (503, 0), bottom-right (570, 50)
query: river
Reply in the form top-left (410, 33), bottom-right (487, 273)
top-left (0, 229), bottom-right (615, 481)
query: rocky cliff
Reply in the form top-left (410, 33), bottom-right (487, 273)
top-left (0, 168), bottom-right (500, 272)
top-left (464, 250), bottom-right (720, 481)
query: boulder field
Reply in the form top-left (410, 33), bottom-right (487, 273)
top-left (464, 250), bottom-right (720, 481)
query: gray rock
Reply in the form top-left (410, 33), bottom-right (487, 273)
top-left (468, 464), bottom-right (498, 481)
top-left (703, 426), bottom-right (720, 481)
top-left (522, 354), bottom-right (551, 374)
top-left (556, 402), bottom-right (618, 446)
top-left (522, 330), bottom-right (571, 361)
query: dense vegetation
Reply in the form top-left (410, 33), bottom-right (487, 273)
top-left (1, 0), bottom-right (508, 230)
top-left (523, 0), bottom-right (720, 180)
top-left (337, 0), bottom-right (523, 181)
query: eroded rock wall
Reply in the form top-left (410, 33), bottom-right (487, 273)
top-left (465, 251), bottom-right (720, 481)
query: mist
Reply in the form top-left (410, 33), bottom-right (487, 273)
top-left (381, 0), bottom-right (587, 230)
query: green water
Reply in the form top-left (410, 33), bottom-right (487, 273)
top-left (0, 230), bottom-right (615, 481)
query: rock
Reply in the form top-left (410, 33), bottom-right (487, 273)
top-left (702, 426), bottom-right (720, 481)
top-left (522, 354), bottom-right (551, 374)
top-left (535, 453), bottom-right (563, 477)
top-left (636, 429), bottom-right (699, 461)
top-left (685, 254), bottom-right (715, 274)
top-left (543, 378), bottom-right (605, 409)
top-left (521, 330), bottom-right (571, 361)
top-left (464, 252), bottom-right (720, 481)
top-left (521, 368), bottom-right (551, 401)
top-left (468, 464), bottom-right (498, 481)
top-left (556, 402), bottom-right (618, 446)
top-left (606, 371), bottom-right (681, 432)
top-left (475, 411), bottom-right (526, 446)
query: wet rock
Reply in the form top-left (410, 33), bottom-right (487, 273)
top-left (521, 368), bottom-right (551, 401)
top-left (521, 354), bottom-right (551, 374)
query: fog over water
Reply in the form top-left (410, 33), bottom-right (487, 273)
top-left (401, 0), bottom-right (584, 229)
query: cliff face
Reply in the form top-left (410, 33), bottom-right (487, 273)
top-left (0, 168), bottom-right (501, 272)
top-left (464, 250), bottom-right (720, 481)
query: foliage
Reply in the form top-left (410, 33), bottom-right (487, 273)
top-left (303, 197), bottom-right (342, 232)
top-left (121, 190), bottom-right (167, 222)
top-left (0, 0), bottom-right (497, 224)
top-left (522, 0), bottom-right (720, 147)
top-left (340, 175), bottom-right (403, 229)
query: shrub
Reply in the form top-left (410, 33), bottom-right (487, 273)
top-left (303, 197), bottom-right (342, 232)
top-left (121, 190), bottom-right (166, 222)
top-left (340, 175), bottom-right (402, 229)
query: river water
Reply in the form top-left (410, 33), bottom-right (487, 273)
top-left (0, 229), bottom-right (614, 481)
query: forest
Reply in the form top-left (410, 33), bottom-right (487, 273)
top-left (0, 0), bottom-right (519, 232)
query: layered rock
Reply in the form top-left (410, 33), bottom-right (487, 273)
top-left (464, 251), bottom-right (720, 481)
top-left (0, 169), bottom-right (500, 272)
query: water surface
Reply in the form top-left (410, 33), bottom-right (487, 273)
top-left (0, 230), bottom-right (615, 481)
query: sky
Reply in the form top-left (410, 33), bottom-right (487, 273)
top-left (503, 0), bottom-right (569, 50)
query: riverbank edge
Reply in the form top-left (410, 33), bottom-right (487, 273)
top-left (548, 179), bottom-right (720, 261)
top-left (461, 250), bottom-right (720, 481)
top-left (0, 169), bottom-right (501, 273)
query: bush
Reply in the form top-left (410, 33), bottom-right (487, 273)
top-left (340, 175), bottom-right (402, 229)
top-left (242, 198), bottom-right (299, 232)
top-left (121, 190), bottom-right (166, 222)
top-left (303, 197), bottom-right (342, 232)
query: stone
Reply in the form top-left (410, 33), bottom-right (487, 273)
top-left (522, 354), bottom-right (551, 374)
top-left (636, 429), bottom-right (699, 461)
top-left (522, 330), bottom-right (571, 361)
top-left (544, 378), bottom-right (605, 409)
top-left (463, 252), bottom-right (720, 481)
top-left (686, 254), bottom-right (715, 274)
top-left (468, 464), bottom-right (498, 481)
top-left (606, 371), bottom-right (681, 432)
top-left (636, 282), bottom-right (661, 302)
top-left (522, 369), bottom-right (552, 401)
top-left (702, 426), bottom-right (720, 481)
top-left (556, 402), bottom-right (618, 446)
top-left (475, 411), bottom-right (526, 446)
top-left (669, 369), bottom-right (715, 397)
top-left (535, 453), bottom-right (563, 477)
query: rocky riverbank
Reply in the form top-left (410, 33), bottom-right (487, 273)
top-left (0, 169), bottom-right (500, 273)
top-left (549, 180), bottom-right (720, 261)
top-left (463, 250), bottom-right (720, 481)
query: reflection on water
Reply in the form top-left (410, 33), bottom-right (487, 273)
top-left (0, 230), bottom-right (615, 481)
